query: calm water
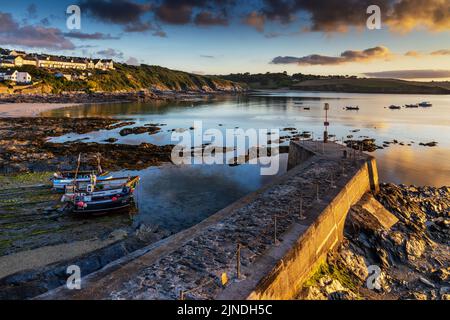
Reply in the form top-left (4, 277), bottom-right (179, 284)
top-left (43, 91), bottom-right (450, 230)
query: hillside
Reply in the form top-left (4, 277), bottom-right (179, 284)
top-left (292, 78), bottom-right (450, 94)
top-left (0, 64), bottom-right (244, 95)
top-left (220, 72), bottom-right (450, 94)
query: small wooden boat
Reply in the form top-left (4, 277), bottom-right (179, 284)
top-left (418, 101), bottom-right (432, 107)
top-left (52, 170), bottom-right (112, 191)
top-left (52, 153), bottom-right (112, 191)
top-left (62, 176), bottom-right (140, 214)
top-left (345, 106), bottom-right (359, 110)
top-left (388, 105), bottom-right (401, 110)
top-left (405, 104), bottom-right (419, 108)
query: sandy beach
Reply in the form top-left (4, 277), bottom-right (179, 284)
top-left (0, 103), bottom-right (80, 117)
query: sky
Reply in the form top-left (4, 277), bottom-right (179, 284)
top-left (0, 0), bottom-right (449, 80)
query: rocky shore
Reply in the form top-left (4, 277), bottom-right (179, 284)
top-left (0, 89), bottom-right (242, 105)
top-left (0, 117), bottom-right (174, 173)
top-left (299, 183), bottom-right (450, 300)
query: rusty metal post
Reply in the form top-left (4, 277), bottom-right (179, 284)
top-left (236, 243), bottom-right (241, 280)
top-left (299, 197), bottom-right (306, 220)
top-left (274, 215), bottom-right (278, 245)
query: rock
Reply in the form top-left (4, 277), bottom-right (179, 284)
top-left (338, 248), bottom-right (368, 281)
top-left (119, 126), bottom-right (161, 136)
top-left (419, 276), bottom-right (435, 288)
top-left (419, 141), bottom-right (438, 147)
top-left (328, 291), bottom-right (356, 300)
top-left (304, 286), bottom-right (326, 300)
top-left (109, 229), bottom-right (128, 240)
top-left (409, 292), bottom-right (428, 300)
top-left (104, 138), bottom-right (118, 143)
top-left (405, 236), bottom-right (426, 260)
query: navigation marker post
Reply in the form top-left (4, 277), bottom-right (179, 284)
top-left (323, 103), bottom-right (330, 143)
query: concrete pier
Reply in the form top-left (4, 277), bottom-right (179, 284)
top-left (38, 141), bottom-right (379, 300)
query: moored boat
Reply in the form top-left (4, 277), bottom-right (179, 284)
top-left (52, 170), bottom-right (112, 191)
top-left (62, 176), bottom-right (140, 214)
top-left (418, 101), bottom-right (432, 107)
top-left (405, 104), bottom-right (419, 108)
top-left (52, 153), bottom-right (112, 191)
top-left (345, 106), bottom-right (360, 110)
top-left (388, 105), bottom-right (401, 110)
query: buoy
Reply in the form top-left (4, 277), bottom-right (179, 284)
top-left (76, 201), bottom-right (85, 207)
top-left (111, 196), bottom-right (118, 201)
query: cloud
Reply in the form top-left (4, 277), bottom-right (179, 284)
top-left (80, 0), bottom-right (154, 33)
top-left (26, 4), bottom-right (38, 19)
top-left (404, 49), bottom-right (450, 57)
top-left (40, 18), bottom-right (50, 26)
top-left (123, 20), bottom-right (167, 37)
top-left (125, 57), bottom-right (140, 65)
top-left (253, 0), bottom-right (449, 33)
top-left (431, 49), bottom-right (450, 56)
top-left (272, 46), bottom-right (392, 66)
top-left (243, 11), bottom-right (265, 32)
top-left (64, 32), bottom-right (120, 40)
top-left (405, 51), bottom-right (422, 57)
top-left (386, 0), bottom-right (450, 32)
top-left (97, 48), bottom-right (124, 59)
top-left (194, 11), bottom-right (228, 26)
top-left (200, 55), bottom-right (215, 58)
top-left (0, 12), bottom-right (19, 32)
top-left (0, 12), bottom-right (74, 50)
top-left (364, 70), bottom-right (450, 79)
top-left (154, 0), bottom-right (234, 26)
top-left (80, 0), bottom-right (152, 24)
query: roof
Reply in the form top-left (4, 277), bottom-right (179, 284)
top-left (5, 70), bottom-right (17, 75)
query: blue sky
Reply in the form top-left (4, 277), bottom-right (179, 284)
top-left (0, 0), bottom-right (449, 79)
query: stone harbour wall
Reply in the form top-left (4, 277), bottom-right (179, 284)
top-left (245, 157), bottom-right (378, 300)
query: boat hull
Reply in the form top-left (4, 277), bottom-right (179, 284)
top-left (70, 193), bottom-right (134, 214)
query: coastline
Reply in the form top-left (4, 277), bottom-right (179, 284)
top-left (0, 102), bottom-right (82, 117)
top-left (0, 90), bottom-right (244, 117)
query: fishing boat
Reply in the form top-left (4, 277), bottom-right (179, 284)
top-left (52, 153), bottom-right (112, 191)
top-left (405, 104), bottom-right (419, 108)
top-left (52, 170), bottom-right (112, 191)
top-left (388, 105), bottom-right (401, 110)
top-left (418, 101), bottom-right (432, 107)
top-left (345, 106), bottom-right (360, 110)
top-left (62, 176), bottom-right (140, 214)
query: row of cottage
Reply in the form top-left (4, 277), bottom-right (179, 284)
top-left (0, 49), bottom-right (114, 71)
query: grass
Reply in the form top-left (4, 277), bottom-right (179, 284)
top-left (0, 172), bottom-right (52, 188)
top-left (6, 64), bottom-right (240, 94)
top-left (303, 261), bottom-right (359, 292)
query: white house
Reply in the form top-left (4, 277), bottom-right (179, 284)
top-left (17, 72), bottom-right (32, 83)
top-left (0, 70), bottom-right (32, 83)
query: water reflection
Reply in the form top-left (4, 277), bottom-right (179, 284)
top-left (43, 91), bottom-right (450, 187)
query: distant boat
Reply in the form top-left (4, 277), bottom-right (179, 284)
top-left (418, 101), bottom-right (432, 107)
top-left (345, 106), bottom-right (359, 110)
top-left (405, 104), bottom-right (419, 108)
top-left (388, 105), bottom-right (401, 110)
top-left (62, 176), bottom-right (140, 214)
